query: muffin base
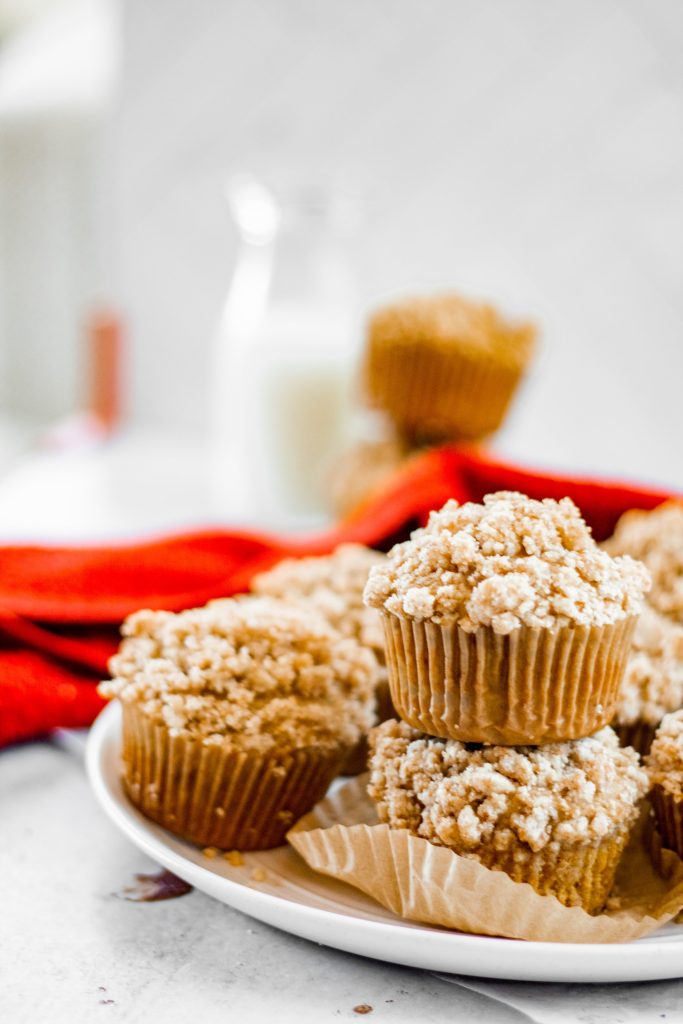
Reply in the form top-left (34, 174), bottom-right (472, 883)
top-left (382, 612), bottom-right (637, 744)
top-left (650, 784), bottom-right (683, 861)
top-left (121, 704), bottom-right (346, 850)
top-left (457, 830), bottom-right (629, 913)
top-left (364, 338), bottom-right (527, 443)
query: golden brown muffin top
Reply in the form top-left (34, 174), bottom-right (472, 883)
top-left (368, 292), bottom-right (536, 368)
top-left (605, 501), bottom-right (683, 625)
top-left (647, 710), bottom-right (683, 796)
top-left (369, 719), bottom-right (648, 854)
top-left (364, 492), bottom-right (649, 634)
top-left (101, 596), bottom-right (378, 753)
top-left (614, 606), bottom-right (683, 726)
top-left (252, 544), bottom-right (386, 659)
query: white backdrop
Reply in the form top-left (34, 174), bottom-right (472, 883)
top-left (113, 0), bottom-right (682, 487)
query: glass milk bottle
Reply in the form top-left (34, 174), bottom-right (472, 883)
top-left (210, 177), bottom-right (361, 529)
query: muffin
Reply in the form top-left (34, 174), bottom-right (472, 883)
top-left (605, 501), bottom-right (683, 624)
top-left (368, 719), bottom-right (648, 912)
top-left (647, 711), bottom-right (683, 860)
top-left (327, 438), bottom-right (414, 519)
top-left (364, 491), bottom-right (650, 744)
top-left (252, 544), bottom-right (394, 772)
top-left (613, 606), bottom-right (683, 754)
top-left (363, 292), bottom-right (537, 443)
top-left (100, 596), bottom-right (377, 849)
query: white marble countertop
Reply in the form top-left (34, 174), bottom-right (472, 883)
top-left (1, 741), bottom-right (534, 1024)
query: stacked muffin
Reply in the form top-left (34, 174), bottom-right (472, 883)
top-left (362, 491), bottom-right (651, 912)
top-left (605, 501), bottom-right (683, 753)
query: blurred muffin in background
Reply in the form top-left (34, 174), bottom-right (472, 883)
top-left (613, 606), bottom-right (683, 755)
top-left (605, 501), bottom-right (683, 624)
top-left (252, 544), bottom-right (394, 773)
top-left (363, 292), bottom-right (537, 444)
top-left (327, 437), bottom-right (413, 520)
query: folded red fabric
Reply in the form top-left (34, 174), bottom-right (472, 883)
top-left (0, 445), bottom-right (677, 747)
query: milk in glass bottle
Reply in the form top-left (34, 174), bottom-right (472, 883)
top-left (210, 177), bottom-right (361, 529)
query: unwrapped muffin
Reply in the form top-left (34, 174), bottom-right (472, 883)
top-left (647, 710), bottom-right (683, 860)
top-left (605, 501), bottom-right (683, 624)
top-left (364, 491), bottom-right (650, 744)
top-left (363, 292), bottom-right (536, 443)
top-left (368, 718), bottom-right (648, 912)
top-left (100, 596), bottom-right (378, 849)
top-left (252, 544), bottom-right (394, 772)
top-left (613, 606), bottom-right (683, 754)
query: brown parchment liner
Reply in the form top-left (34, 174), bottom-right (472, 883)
top-left (363, 336), bottom-right (531, 443)
top-left (121, 704), bottom-right (346, 850)
top-left (287, 775), bottom-right (683, 943)
top-left (650, 784), bottom-right (683, 860)
top-left (382, 612), bottom-right (637, 744)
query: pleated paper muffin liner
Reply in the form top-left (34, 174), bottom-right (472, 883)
top-left (287, 775), bottom-right (683, 943)
top-left (382, 611), bottom-right (637, 745)
top-left (614, 720), bottom-right (658, 756)
top-left (364, 339), bottom-right (528, 443)
top-left (121, 704), bottom-right (346, 850)
top-left (342, 675), bottom-right (396, 776)
top-left (650, 784), bottom-right (683, 861)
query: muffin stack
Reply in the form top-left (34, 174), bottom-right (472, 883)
top-left (362, 491), bottom-right (651, 912)
top-left (329, 292), bottom-right (538, 518)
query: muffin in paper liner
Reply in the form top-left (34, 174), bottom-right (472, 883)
top-left (650, 784), bottom-right (683, 862)
top-left (287, 776), bottom-right (683, 943)
top-left (121, 704), bottom-right (347, 850)
top-left (364, 327), bottom-right (533, 444)
top-left (381, 610), bottom-right (637, 745)
top-left (366, 340), bottom-right (517, 442)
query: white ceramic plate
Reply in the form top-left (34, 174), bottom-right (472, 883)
top-left (87, 703), bottom-right (683, 983)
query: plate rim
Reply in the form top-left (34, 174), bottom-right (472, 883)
top-left (86, 702), bottom-right (683, 983)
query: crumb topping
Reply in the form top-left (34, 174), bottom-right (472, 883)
top-left (605, 501), bottom-right (683, 624)
top-left (368, 293), bottom-right (536, 368)
top-left (252, 544), bottom-right (386, 658)
top-left (100, 596), bottom-right (378, 752)
top-left (647, 710), bottom-right (683, 795)
top-left (615, 606), bottom-right (683, 726)
top-left (368, 719), bottom-right (647, 853)
top-left (363, 492), bottom-right (649, 633)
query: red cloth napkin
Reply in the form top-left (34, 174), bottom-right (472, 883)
top-left (0, 445), bottom-right (678, 748)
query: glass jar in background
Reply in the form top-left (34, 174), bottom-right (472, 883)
top-left (210, 176), bottom-right (362, 529)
